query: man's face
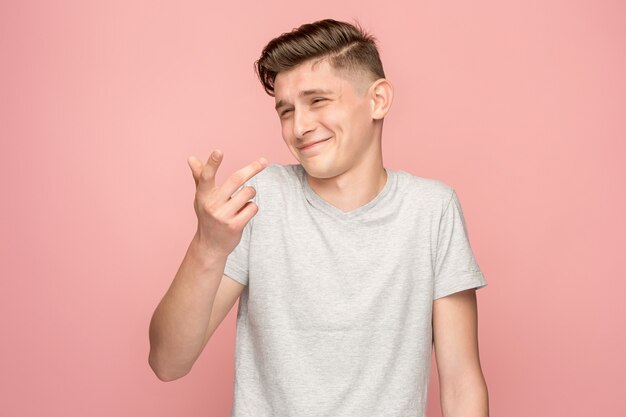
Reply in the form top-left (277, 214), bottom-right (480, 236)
top-left (273, 58), bottom-right (378, 179)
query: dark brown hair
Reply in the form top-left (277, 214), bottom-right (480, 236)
top-left (254, 18), bottom-right (386, 97)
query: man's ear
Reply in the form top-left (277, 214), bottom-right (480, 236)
top-left (369, 79), bottom-right (393, 120)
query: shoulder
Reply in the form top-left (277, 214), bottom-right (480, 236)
top-left (394, 169), bottom-right (455, 210)
top-left (253, 162), bottom-right (300, 185)
top-left (249, 162), bottom-right (303, 197)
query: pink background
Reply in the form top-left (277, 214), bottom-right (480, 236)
top-left (1, 1), bottom-right (624, 416)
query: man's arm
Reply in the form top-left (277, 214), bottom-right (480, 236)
top-left (432, 288), bottom-right (489, 417)
top-left (148, 152), bottom-right (266, 382)
top-left (148, 237), bottom-right (245, 381)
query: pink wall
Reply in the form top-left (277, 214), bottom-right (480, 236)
top-left (2, 1), bottom-right (624, 416)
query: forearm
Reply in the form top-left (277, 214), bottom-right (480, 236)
top-left (441, 377), bottom-right (489, 417)
top-left (148, 235), bottom-right (226, 381)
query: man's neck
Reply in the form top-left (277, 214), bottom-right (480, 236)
top-left (306, 163), bottom-right (388, 213)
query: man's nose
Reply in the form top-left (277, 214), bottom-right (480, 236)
top-left (293, 108), bottom-right (315, 138)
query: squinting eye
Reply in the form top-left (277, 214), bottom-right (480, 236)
top-left (281, 109), bottom-right (292, 116)
top-left (312, 98), bottom-right (326, 103)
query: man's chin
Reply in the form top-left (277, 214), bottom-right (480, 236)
top-left (300, 161), bottom-right (342, 181)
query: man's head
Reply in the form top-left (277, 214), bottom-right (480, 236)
top-left (254, 19), bottom-right (393, 179)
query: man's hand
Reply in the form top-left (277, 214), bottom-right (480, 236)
top-left (187, 150), bottom-right (268, 258)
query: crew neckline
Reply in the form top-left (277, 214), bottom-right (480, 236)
top-left (298, 164), bottom-right (395, 221)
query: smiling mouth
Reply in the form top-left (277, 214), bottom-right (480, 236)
top-left (299, 138), bottom-right (330, 150)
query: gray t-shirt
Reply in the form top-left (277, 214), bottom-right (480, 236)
top-left (224, 162), bottom-right (487, 417)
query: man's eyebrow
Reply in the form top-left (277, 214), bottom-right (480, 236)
top-left (275, 89), bottom-right (334, 110)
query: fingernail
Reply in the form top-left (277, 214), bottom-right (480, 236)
top-left (259, 157), bottom-right (268, 166)
top-left (212, 150), bottom-right (222, 160)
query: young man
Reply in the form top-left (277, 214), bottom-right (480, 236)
top-left (149, 18), bottom-right (489, 417)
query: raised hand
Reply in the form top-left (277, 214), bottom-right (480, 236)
top-left (187, 150), bottom-right (268, 258)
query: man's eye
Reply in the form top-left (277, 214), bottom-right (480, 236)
top-left (281, 109), bottom-right (292, 116)
top-left (312, 98), bottom-right (326, 103)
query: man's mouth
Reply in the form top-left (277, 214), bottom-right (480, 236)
top-left (299, 138), bottom-right (330, 150)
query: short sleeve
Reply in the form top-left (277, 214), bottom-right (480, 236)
top-left (223, 175), bottom-right (258, 286)
top-left (433, 189), bottom-right (488, 300)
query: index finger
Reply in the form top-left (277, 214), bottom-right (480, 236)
top-left (217, 157), bottom-right (268, 203)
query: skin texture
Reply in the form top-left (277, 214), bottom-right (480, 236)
top-left (273, 58), bottom-right (393, 213)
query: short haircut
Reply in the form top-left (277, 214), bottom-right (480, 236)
top-left (254, 18), bottom-right (386, 97)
